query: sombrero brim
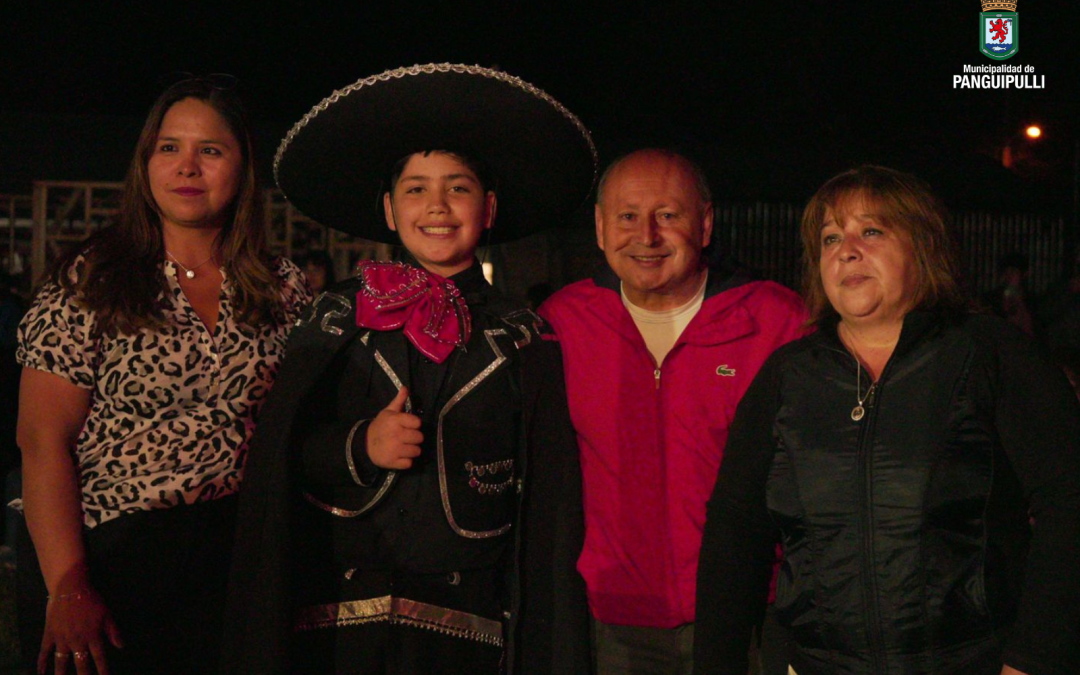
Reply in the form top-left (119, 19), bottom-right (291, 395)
top-left (274, 63), bottom-right (597, 244)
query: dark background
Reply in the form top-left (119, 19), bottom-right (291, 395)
top-left (1, 0), bottom-right (1077, 211)
top-left (2, 3), bottom-right (1078, 667)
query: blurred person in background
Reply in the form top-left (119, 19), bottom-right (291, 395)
top-left (0, 271), bottom-right (26, 553)
top-left (985, 251), bottom-right (1035, 337)
top-left (301, 250), bottom-right (336, 295)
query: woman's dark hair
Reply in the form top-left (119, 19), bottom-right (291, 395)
top-left (51, 76), bottom-right (284, 335)
top-left (800, 165), bottom-right (968, 325)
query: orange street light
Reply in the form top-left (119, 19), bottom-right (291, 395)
top-left (1004, 124), bottom-right (1044, 168)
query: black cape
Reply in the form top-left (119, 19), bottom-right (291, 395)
top-left (221, 269), bottom-right (590, 674)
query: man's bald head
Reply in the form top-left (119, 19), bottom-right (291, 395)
top-left (595, 149), bottom-right (712, 207)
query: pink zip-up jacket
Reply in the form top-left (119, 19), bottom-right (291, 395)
top-left (540, 268), bottom-right (807, 627)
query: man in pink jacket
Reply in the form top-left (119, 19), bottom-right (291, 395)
top-left (539, 149), bottom-right (806, 674)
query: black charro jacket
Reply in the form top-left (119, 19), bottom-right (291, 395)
top-left (695, 311), bottom-right (1080, 675)
top-left (221, 265), bottom-right (589, 675)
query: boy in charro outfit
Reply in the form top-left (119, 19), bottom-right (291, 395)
top-left (222, 64), bottom-right (597, 675)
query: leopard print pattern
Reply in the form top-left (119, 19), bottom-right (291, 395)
top-left (16, 257), bottom-right (313, 528)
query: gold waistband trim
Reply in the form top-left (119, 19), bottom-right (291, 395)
top-left (295, 595), bottom-right (504, 647)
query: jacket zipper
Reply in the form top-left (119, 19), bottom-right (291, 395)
top-left (855, 362), bottom-right (887, 673)
top-left (654, 366), bottom-right (661, 389)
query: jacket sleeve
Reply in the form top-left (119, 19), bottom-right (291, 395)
top-left (515, 335), bottom-right (591, 675)
top-left (221, 283), bottom-right (376, 675)
top-left (220, 333), bottom-right (327, 675)
top-left (299, 419), bottom-right (382, 488)
top-left (694, 351), bottom-right (784, 675)
top-left (989, 322), bottom-right (1080, 675)
top-left (293, 326), bottom-right (387, 490)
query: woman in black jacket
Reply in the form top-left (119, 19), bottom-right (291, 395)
top-left (694, 166), bottom-right (1080, 675)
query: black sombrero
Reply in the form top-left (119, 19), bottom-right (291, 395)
top-left (274, 63), bottom-right (597, 244)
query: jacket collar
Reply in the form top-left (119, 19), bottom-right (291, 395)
top-left (390, 253), bottom-right (499, 324)
top-left (363, 256), bottom-right (504, 384)
top-left (395, 252), bottom-right (490, 305)
top-left (588, 258), bottom-right (761, 348)
top-left (445, 258), bottom-right (490, 305)
top-left (811, 308), bottom-right (947, 361)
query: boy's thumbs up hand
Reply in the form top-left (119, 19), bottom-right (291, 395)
top-left (365, 387), bottom-right (423, 470)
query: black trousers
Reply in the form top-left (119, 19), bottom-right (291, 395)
top-left (17, 495), bottom-right (238, 675)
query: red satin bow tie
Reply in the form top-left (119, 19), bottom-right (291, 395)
top-left (355, 261), bottom-right (471, 364)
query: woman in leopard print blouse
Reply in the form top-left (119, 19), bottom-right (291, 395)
top-left (14, 76), bottom-right (312, 675)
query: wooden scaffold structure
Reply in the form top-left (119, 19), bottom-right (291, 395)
top-left (2, 181), bottom-right (393, 291)
top-left (0, 193), bottom-right (32, 287)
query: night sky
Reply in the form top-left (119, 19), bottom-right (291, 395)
top-left (2, 1), bottom-right (1077, 209)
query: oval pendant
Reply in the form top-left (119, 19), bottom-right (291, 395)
top-left (185, 270), bottom-right (196, 279)
top-left (851, 405), bottom-right (865, 421)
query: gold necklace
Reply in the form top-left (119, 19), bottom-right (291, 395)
top-left (166, 250), bottom-right (215, 279)
top-left (840, 323), bottom-right (877, 421)
top-left (851, 359), bottom-right (876, 421)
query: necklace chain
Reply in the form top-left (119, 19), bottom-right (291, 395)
top-left (166, 250), bottom-right (215, 280)
top-left (852, 359), bottom-right (875, 421)
top-left (841, 322), bottom-right (877, 421)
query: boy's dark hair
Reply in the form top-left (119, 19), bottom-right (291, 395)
top-left (388, 150), bottom-right (495, 194)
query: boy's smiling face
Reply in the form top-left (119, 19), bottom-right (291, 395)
top-left (384, 151), bottom-right (496, 278)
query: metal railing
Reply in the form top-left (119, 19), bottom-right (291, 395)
top-left (714, 202), bottom-right (1069, 295)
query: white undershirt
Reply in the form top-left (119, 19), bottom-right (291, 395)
top-left (621, 272), bottom-right (707, 367)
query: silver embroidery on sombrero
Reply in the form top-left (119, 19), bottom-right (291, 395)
top-left (273, 63), bottom-right (598, 192)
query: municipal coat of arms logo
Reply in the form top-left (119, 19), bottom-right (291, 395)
top-left (981, 0), bottom-right (1018, 60)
